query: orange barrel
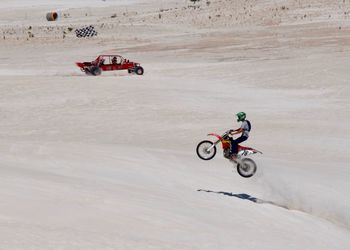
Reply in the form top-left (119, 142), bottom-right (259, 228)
top-left (46, 12), bottom-right (58, 21)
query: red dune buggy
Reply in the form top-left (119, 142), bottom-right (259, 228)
top-left (76, 55), bottom-right (144, 76)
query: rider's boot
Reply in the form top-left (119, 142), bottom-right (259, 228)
top-left (229, 154), bottom-right (238, 163)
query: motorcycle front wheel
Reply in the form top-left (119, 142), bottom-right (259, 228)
top-left (237, 158), bottom-right (257, 178)
top-left (196, 140), bottom-right (216, 160)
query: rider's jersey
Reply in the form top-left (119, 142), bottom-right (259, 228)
top-left (241, 120), bottom-right (250, 138)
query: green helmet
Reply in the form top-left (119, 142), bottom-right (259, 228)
top-left (236, 112), bottom-right (246, 122)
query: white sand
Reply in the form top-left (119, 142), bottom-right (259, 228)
top-left (0, 0), bottom-right (350, 249)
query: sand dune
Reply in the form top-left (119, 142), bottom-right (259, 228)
top-left (0, 0), bottom-right (349, 249)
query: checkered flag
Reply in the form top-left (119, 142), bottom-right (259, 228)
top-left (75, 25), bottom-right (98, 38)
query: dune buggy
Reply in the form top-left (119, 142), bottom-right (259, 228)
top-left (76, 55), bottom-right (144, 76)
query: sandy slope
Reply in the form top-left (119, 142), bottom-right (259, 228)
top-left (0, 0), bottom-right (350, 249)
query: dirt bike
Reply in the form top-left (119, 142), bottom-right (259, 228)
top-left (196, 130), bottom-right (262, 178)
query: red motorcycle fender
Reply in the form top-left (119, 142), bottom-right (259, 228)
top-left (207, 133), bottom-right (223, 141)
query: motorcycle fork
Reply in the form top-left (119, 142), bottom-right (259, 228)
top-left (207, 139), bottom-right (220, 151)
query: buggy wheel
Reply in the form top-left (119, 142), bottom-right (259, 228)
top-left (90, 66), bottom-right (101, 76)
top-left (128, 69), bottom-right (133, 74)
top-left (237, 158), bottom-right (257, 178)
top-left (135, 66), bottom-right (144, 75)
top-left (196, 140), bottom-right (216, 160)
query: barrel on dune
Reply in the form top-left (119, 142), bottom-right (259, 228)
top-left (46, 12), bottom-right (58, 21)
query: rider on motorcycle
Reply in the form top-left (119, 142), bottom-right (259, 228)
top-left (229, 112), bottom-right (251, 160)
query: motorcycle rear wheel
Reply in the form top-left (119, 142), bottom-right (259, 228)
top-left (196, 140), bottom-right (216, 160)
top-left (237, 158), bottom-right (257, 178)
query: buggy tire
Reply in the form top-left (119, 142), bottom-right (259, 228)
top-left (135, 66), bottom-right (144, 75)
top-left (90, 66), bottom-right (101, 76)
